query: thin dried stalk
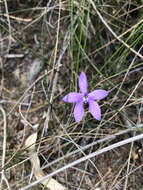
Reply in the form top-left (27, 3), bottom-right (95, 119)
top-left (0, 106), bottom-right (11, 190)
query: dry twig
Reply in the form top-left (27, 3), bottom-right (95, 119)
top-left (0, 105), bottom-right (11, 190)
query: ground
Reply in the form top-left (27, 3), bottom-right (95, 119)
top-left (0, 1), bottom-right (143, 190)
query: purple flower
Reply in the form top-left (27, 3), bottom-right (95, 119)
top-left (62, 72), bottom-right (108, 123)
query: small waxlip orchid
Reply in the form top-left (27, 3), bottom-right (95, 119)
top-left (62, 72), bottom-right (108, 123)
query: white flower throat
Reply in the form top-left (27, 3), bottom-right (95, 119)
top-left (83, 95), bottom-right (88, 103)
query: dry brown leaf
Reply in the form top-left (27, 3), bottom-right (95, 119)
top-left (24, 127), bottom-right (66, 190)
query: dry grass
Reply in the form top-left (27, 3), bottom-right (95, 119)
top-left (0, 0), bottom-right (143, 190)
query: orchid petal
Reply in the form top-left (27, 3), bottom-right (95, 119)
top-left (88, 100), bottom-right (101, 120)
top-left (79, 72), bottom-right (88, 94)
top-left (88, 90), bottom-right (108, 100)
top-left (74, 101), bottom-right (84, 122)
top-left (62, 92), bottom-right (82, 103)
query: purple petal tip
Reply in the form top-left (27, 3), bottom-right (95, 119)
top-left (79, 72), bottom-right (88, 94)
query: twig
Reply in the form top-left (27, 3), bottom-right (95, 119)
top-left (44, 24), bottom-right (70, 132)
top-left (0, 57), bottom-right (4, 96)
top-left (123, 142), bottom-right (133, 190)
top-left (4, 54), bottom-right (24, 58)
top-left (3, 14), bottom-right (32, 22)
top-left (4, 0), bottom-right (11, 53)
top-left (44, 2), bottom-right (61, 132)
top-left (0, 106), bottom-right (11, 190)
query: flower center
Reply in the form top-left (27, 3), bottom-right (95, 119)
top-left (83, 95), bottom-right (88, 103)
